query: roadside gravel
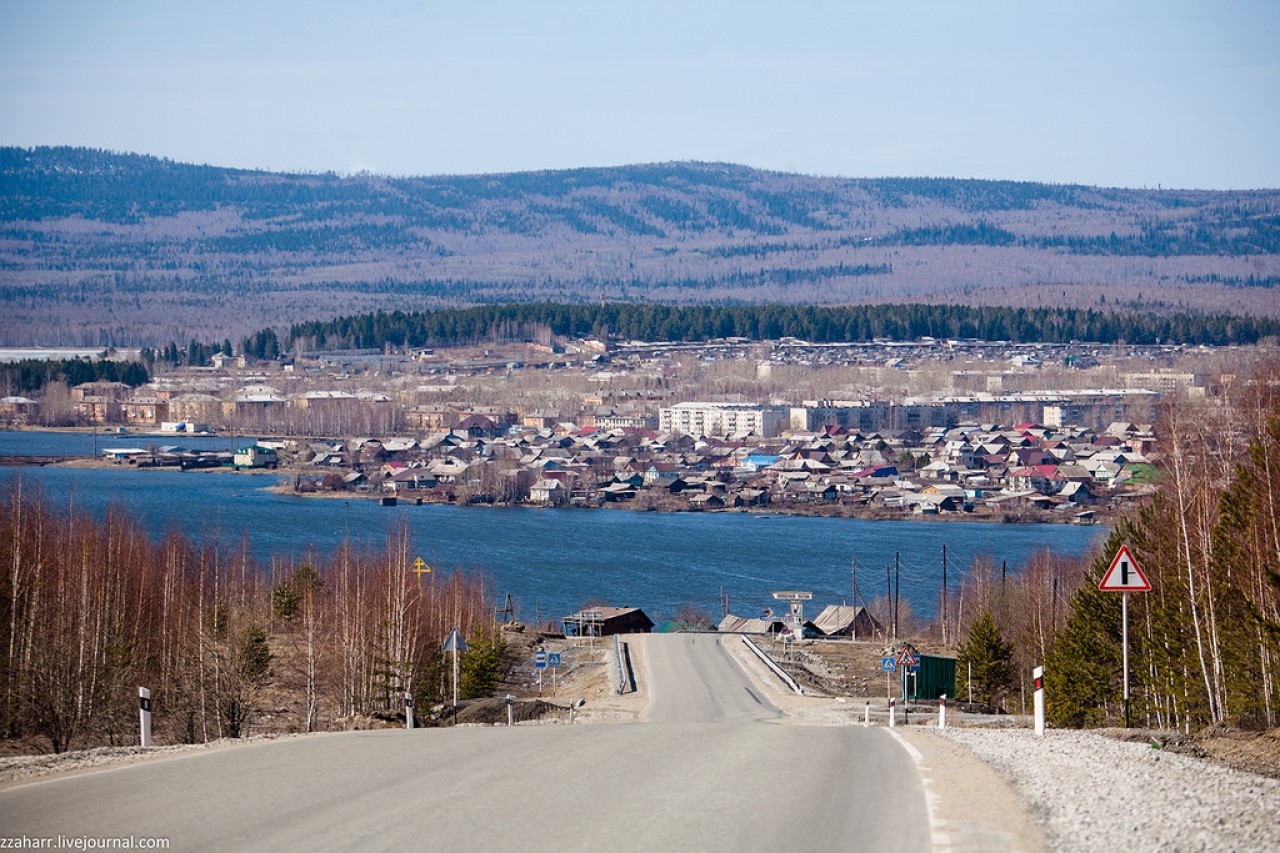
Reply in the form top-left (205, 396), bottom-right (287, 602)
top-left (0, 735), bottom-right (312, 790)
top-left (939, 728), bottom-right (1280, 852)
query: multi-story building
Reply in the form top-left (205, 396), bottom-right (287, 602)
top-left (660, 402), bottom-right (788, 438)
top-left (790, 400), bottom-right (891, 433)
top-left (169, 393), bottom-right (221, 425)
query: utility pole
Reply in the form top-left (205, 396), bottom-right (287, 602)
top-left (885, 562), bottom-right (891, 640)
top-left (942, 544), bottom-right (948, 648)
top-left (1051, 569), bottom-right (1059, 633)
top-left (894, 551), bottom-right (901, 640)
top-left (850, 555), bottom-right (860, 640)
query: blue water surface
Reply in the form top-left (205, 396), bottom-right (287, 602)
top-left (0, 459), bottom-right (1105, 626)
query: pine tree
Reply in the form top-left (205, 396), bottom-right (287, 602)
top-left (458, 631), bottom-right (505, 699)
top-left (957, 609), bottom-right (1014, 709)
top-left (1045, 527), bottom-right (1127, 728)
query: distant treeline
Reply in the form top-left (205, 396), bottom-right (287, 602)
top-left (285, 303), bottom-right (1280, 351)
top-left (0, 357), bottom-right (149, 394)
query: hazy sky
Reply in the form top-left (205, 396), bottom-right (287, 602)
top-left (2, 1), bottom-right (1277, 188)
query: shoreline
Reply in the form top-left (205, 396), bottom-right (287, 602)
top-left (0, 425), bottom-right (1119, 528)
top-left (13, 456), bottom-right (1109, 527)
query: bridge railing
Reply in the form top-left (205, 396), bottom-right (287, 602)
top-left (740, 635), bottom-right (803, 694)
top-left (614, 635), bottom-right (628, 694)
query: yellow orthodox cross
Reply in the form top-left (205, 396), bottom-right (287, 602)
top-left (411, 557), bottom-right (433, 579)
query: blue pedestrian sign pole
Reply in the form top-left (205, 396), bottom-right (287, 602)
top-left (534, 650), bottom-right (548, 696)
top-left (882, 655), bottom-right (896, 702)
top-left (547, 652), bottom-right (561, 695)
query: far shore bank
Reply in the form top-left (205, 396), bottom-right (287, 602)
top-left (1, 455), bottom-right (1109, 527)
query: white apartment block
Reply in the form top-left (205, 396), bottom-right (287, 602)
top-left (660, 402), bottom-right (788, 437)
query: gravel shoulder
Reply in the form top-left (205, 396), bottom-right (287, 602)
top-left (938, 728), bottom-right (1280, 852)
top-left (0, 735), bottom-right (312, 791)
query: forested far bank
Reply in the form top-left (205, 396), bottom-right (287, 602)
top-left (287, 303), bottom-right (1280, 352)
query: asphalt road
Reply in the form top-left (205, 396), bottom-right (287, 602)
top-left (0, 635), bottom-right (932, 852)
top-left (642, 632), bottom-right (784, 723)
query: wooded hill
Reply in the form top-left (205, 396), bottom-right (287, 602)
top-left (287, 303), bottom-right (1280, 352)
top-left (2, 146), bottom-right (1278, 346)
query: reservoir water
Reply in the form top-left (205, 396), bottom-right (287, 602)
top-left (0, 431), bottom-right (1105, 626)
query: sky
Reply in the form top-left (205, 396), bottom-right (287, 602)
top-left (1, 1), bottom-right (1277, 189)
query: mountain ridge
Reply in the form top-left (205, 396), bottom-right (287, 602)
top-left (1, 146), bottom-right (1277, 345)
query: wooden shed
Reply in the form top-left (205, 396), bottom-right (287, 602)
top-left (562, 606), bottom-right (654, 637)
top-left (808, 605), bottom-right (882, 639)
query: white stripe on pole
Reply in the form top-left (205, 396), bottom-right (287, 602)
top-left (1033, 666), bottom-right (1045, 737)
top-left (939, 693), bottom-right (946, 729)
top-left (138, 687), bottom-right (152, 748)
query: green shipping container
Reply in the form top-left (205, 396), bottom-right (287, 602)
top-left (902, 653), bottom-right (956, 701)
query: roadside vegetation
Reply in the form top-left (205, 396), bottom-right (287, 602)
top-left (0, 495), bottom-right (502, 753)
top-left (938, 367), bottom-right (1280, 730)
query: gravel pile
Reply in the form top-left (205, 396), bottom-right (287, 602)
top-left (939, 728), bottom-right (1280, 851)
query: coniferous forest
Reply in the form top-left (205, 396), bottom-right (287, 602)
top-left (286, 302), bottom-right (1280, 352)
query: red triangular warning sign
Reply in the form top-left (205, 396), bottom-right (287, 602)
top-left (1099, 545), bottom-right (1151, 592)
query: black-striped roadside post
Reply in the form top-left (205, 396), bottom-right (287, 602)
top-left (139, 687), bottom-right (152, 748)
top-left (1033, 667), bottom-right (1045, 737)
top-left (404, 691), bottom-right (414, 730)
top-left (888, 697), bottom-right (896, 728)
top-left (864, 700), bottom-right (870, 727)
top-left (938, 693), bottom-right (946, 729)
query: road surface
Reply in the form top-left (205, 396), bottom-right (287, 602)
top-left (0, 634), bottom-right (933, 852)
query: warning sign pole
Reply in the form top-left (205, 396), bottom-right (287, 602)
top-left (1122, 592), bottom-right (1130, 728)
top-left (1099, 544), bottom-right (1150, 729)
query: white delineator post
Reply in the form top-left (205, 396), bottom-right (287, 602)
top-left (138, 687), bottom-right (152, 748)
top-left (864, 701), bottom-right (870, 727)
top-left (889, 697), bottom-right (896, 728)
top-left (506, 695), bottom-right (514, 727)
top-left (404, 691), bottom-right (414, 730)
top-left (939, 693), bottom-right (946, 729)
top-left (1033, 666), bottom-right (1045, 737)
